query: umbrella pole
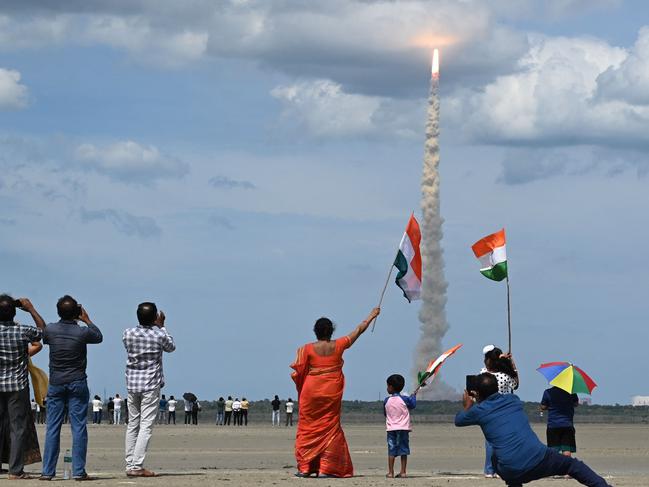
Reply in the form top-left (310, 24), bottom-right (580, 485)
top-left (506, 275), bottom-right (512, 353)
top-left (371, 252), bottom-right (398, 333)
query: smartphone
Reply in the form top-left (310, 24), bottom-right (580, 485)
top-left (76, 304), bottom-right (83, 318)
top-left (466, 375), bottom-right (479, 392)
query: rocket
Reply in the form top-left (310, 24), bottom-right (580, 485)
top-left (431, 48), bottom-right (439, 80)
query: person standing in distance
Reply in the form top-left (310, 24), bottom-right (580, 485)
top-left (271, 395), bottom-right (281, 426)
top-left (40, 295), bottom-right (102, 481)
top-left (0, 295), bottom-right (44, 480)
top-left (232, 398), bottom-right (242, 426)
top-left (123, 303), bottom-right (175, 477)
top-left (215, 397), bottom-right (225, 425)
top-left (158, 395), bottom-right (167, 425)
top-left (224, 397), bottom-right (233, 425)
top-left (113, 394), bottom-right (123, 425)
top-left (285, 398), bottom-right (295, 427)
top-left (241, 398), bottom-right (249, 426)
top-left (92, 396), bottom-right (103, 424)
top-left (167, 396), bottom-right (176, 425)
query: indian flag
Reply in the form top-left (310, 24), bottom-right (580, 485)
top-left (472, 229), bottom-right (508, 282)
top-left (394, 214), bottom-right (422, 302)
top-left (417, 343), bottom-right (463, 386)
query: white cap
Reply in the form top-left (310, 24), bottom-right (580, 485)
top-left (482, 344), bottom-right (496, 355)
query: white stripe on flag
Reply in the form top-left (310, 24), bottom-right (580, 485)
top-left (478, 245), bottom-right (506, 269)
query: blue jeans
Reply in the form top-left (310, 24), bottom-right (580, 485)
top-left (386, 430), bottom-right (410, 457)
top-left (484, 440), bottom-right (495, 475)
top-left (497, 448), bottom-right (611, 487)
top-left (42, 379), bottom-right (90, 478)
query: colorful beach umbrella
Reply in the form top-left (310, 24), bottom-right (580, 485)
top-left (537, 362), bottom-right (597, 395)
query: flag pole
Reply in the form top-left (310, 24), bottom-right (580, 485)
top-left (371, 253), bottom-right (398, 333)
top-left (506, 275), bottom-right (512, 353)
top-left (413, 374), bottom-right (436, 395)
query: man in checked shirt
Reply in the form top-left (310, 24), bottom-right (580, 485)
top-left (0, 295), bottom-right (44, 480)
top-left (123, 302), bottom-right (175, 477)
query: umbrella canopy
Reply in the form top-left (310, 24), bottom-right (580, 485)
top-left (537, 362), bottom-right (597, 395)
top-left (183, 392), bottom-right (197, 402)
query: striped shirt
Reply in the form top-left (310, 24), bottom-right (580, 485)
top-left (0, 321), bottom-right (42, 392)
top-left (123, 325), bottom-right (175, 393)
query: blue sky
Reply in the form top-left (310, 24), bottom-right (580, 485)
top-left (1, 0), bottom-right (648, 404)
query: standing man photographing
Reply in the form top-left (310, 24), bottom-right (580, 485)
top-left (123, 302), bottom-right (175, 477)
top-left (40, 295), bottom-right (103, 481)
top-left (0, 295), bottom-right (44, 479)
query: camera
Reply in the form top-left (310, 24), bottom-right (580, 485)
top-left (13, 299), bottom-right (23, 309)
top-left (466, 375), bottom-right (480, 393)
top-left (76, 305), bottom-right (83, 318)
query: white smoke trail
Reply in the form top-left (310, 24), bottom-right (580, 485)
top-left (413, 59), bottom-right (457, 400)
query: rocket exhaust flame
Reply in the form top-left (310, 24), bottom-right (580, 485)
top-left (414, 49), bottom-right (456, 399)
top-left (431, 48), bottom-right (439, 79)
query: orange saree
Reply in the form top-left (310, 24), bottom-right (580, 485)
top-left (290, 337), bottom-right (353, 478)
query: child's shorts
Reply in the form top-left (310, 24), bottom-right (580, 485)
top-left (547, 426), bottom-right (576, 453)
top-left (387, 430), bottom-right (410, 456)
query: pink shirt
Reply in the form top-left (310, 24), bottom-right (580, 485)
top-left (384, 394), bottom-right (416, 431)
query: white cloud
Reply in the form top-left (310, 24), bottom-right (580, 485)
top-left (271, 79), bottom-right (422, 138)
top-left (596, 26), bottom-right (649, 105)
top-left (0, 68), bottom-right (28, 109)
top-left (447, 32), bottom-right (649, 148)
top-left (82, 15), bottom-right (208, 67)
top-left (75, 140), bottom-right (188, 183)
top-left (0, 1), bottom-right (528, 94)
top-left (206, 0), bottom-right (528, 97)
top-left (0, 14), bottom-right (70, 49)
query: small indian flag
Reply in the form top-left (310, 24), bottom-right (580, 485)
top-left (394, 214), bottom-right (422, 302)
top-left (472, 229), bottom-right (508, 282)
top-left (417, 343), bottom-right (463, 386)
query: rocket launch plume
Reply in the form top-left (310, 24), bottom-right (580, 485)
top-left (414, 49), bottom-right (455, 399)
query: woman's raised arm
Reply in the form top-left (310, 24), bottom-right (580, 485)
top-left (347, 307), bottom-right (380, 346)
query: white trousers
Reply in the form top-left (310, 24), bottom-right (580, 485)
top-left (125, 388), bottom-right (160, 471)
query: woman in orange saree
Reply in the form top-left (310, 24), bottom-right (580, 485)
top-left (291, 307), bottom-right (380, 478)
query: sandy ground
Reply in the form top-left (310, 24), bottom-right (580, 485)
top-left (13, 423), bottom-right (649, 485)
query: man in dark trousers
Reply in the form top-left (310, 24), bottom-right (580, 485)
top-left (455, 373), bottom-right (611, 487)
top-left (41, 295), bottom-right (103, 481)
top-left (0, 295), bottom-right (44, 479)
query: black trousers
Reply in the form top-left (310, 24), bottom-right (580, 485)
top-left (242, 409), bottom-right (248, 426)
top-left (184, 411), bottom-right (191, 424)
top-left (497, 449), bottom-right (611, 487)
top-left (168, 411), bottom-right (176, 424)
top-left (0, 387), bottom-right (30, 475)
top-left (286, 412), bottom-right (293, 426)
top-left (191, 410), bottom-right (198, 425)
top-left (224, 411), bottom-right (232, 425)
top-left (233, 410), bottom-right (240, 426)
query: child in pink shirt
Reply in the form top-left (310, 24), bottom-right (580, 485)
top-left (384, 374), bottom-right (417, 478)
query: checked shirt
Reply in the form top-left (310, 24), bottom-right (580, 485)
top-left (123, 325), bottom-right (175, 393)
top-left (0, 321), bottom-right (42, 392)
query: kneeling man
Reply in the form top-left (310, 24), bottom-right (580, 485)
top-left (455, 373), bottom-right (611, 487)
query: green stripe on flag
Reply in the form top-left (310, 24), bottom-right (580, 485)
top-left (480, 261), bottom-right (508, 281)
top-left (394, 250), bottom-right (412, 302)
